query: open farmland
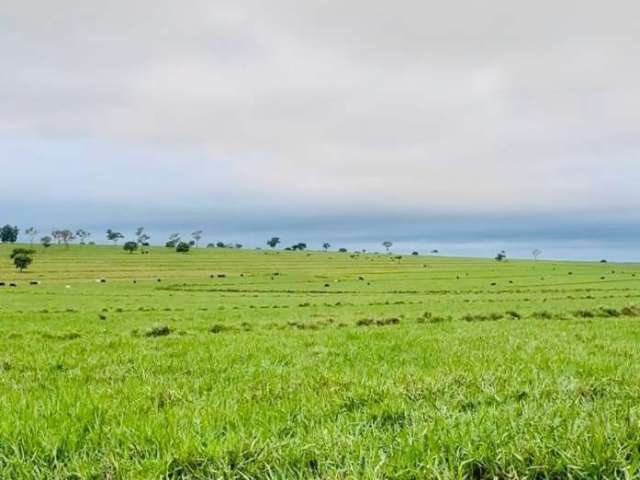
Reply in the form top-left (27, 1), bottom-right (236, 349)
top-left (1, 244), bottom-right (640, 478)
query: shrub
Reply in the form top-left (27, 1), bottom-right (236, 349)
top-left (210, 324), bottom-right (230, 333)
top-left (123, 241), bottom-right (138, 253)
top-left (175, 242), bottom-right (190, 253)
top-left (10, 248), bottom-right (35, 259)
top-left (145, 325), bottom-right (172, 337)
top-left (13, 253), bottom-right (33, 272)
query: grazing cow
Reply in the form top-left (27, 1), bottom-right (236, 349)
top-left (0, 282), bottom-right (5, 287)
top-left (30, 281), bottom-right (40, 285)
top-left (9, 283), bottom-right (17, 287)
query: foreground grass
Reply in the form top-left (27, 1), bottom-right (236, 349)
top-left (1, 245), bottom-right (640, 478)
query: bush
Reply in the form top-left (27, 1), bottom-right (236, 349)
top-left (123, 241), bottom-right (138, 253)
top-left (10, 248), bottom-right (35, 259)
top-left (175, 242), bottom-right (190, 253)
top-left (145, 325), bottom-right (171, 337)
top-left (210, 324), bottom-right (231, 333)
top-left (13, 254), bottom-right (33, 272)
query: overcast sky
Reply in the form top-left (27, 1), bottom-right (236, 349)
top-left (0, 1), bottom-right (638, 256)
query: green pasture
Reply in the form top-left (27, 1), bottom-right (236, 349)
top-left (1, 244), bottom-right (640, 478)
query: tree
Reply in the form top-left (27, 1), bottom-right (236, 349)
top-left (431, 249), bottom-right (439, 255)
top-left (266, 237), bottom-right (280, 249)
top-left (291, 242), bottom-right (307, 251)
top-left (0, 225), bottom-right (19, 243)
top-left (192, 230), bottom-right (203, 247)
top-left (13, 254), bottom-right (33, 272)
top-left (59, 230), bottom-right (75, 247)
top-left (51, 230), bottom-right (63, 245)
top-left (136, 227), bottom-right (151, 253)
top-left (412, 251), bottom-right (419, 256)
top-left (10, 247), bottom-right (35, 259)
top-left (382, 241), bottom-right (393, 252)
top-left (50, 229), bottom-right (75, 247)
top-left (165, 233), bottom-right (180, 248)
top-left (532, 249), bottom-right (542, 261)
top-left (25, 227), bottom-right (38, 244)
top-left (495, 250), bottom-right (507, 262)
top-left (123, 241), bottom-right (138, 254)
top-left (10, 248), bottom-right (35, 272)
top-left (76, 229), bottom-right (91, 245)
top-left (40, 236), bottom-right (52, 248)
top-left (106, 229), bottom-right (124, 245)
top-left (338, 248), bottom-right (348, 253)
top-left (322, 242), bottom-right (331, 252)
top-left (176, 241), bottom-right (190, 253)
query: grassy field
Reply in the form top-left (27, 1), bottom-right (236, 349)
top-left (1, 244), bottom-right (640, 478)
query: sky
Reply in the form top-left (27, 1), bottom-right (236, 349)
top-left (0, 1), bottom-right (639, 259)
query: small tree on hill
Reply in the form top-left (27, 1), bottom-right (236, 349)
top-left (267, 237), bottom-right (280, 249)
top-left (25, 227), bottom-right (38, 244)
top-left (123, 241), bottom-right (138, 254)
top-left (322, 242), bottom-right (331, 252)
top-left (532, 249), bottom-right (542, 261)
top-left (165, 233), bottom-right (180, 248)
top-left (76, 229), bottom-right (91, 245)
top-left (10, 248), bottom-right (35, 272)
top-left (13, 254), bottom-right (33, 272)
top-left (192, 230), bottom-right (203, 247)
top-left (106, 229), bottom-right (124, 245)
top-left (11, 247), bottom-right (36, 259)
top-left (382, 241), bottom-right (393, 252)
top-left (176, 241), bottom-right (190, 253)
top-left (59, 230), bottom-right (75, 247)
top-left (50, 229), bottom-right (75, 247)
top-left (495, 250), bottom-right (507, 262)
top-left (136, 227), bottom-right (151, 253)
top-left (0, 225), bottom-right (19, 243)
top-left (40, 236), bottom-right (52, 248)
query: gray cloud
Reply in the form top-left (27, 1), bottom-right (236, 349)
top-left (0, 0), bottom-right (638, 248)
